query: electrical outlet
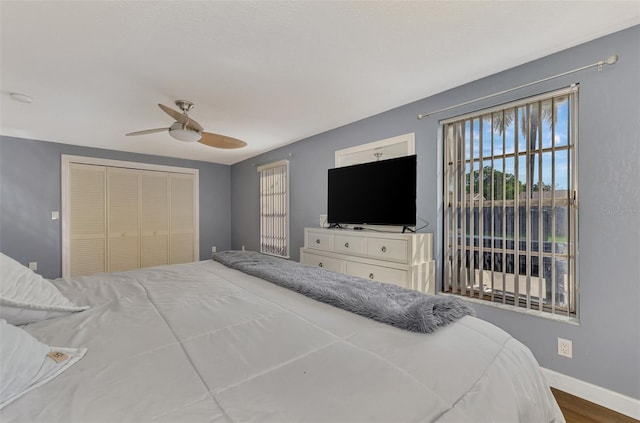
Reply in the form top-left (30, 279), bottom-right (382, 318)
top-left (558, 338), bottom-right (572, 358)
top-left (29, 262), bottom-right (37, 271)
top-left (211, 246), bottom-right (217, 253)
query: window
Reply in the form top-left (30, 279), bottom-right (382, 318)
top-left (334, 133), bottom-right (415, 167)
top-left (443, 86), bottom-right (578, 317)
top-left (258, 160), bottom-right (289, 258)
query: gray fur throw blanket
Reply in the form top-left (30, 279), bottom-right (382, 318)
top-left (213, 250), bottom-right (474, 334)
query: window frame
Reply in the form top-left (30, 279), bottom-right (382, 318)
top-left (257, 160), bottom-right (290, 258)
top-left (442, 86), bottom-right (579, 319)
top-left (334, 133), bottom-right (415, 167)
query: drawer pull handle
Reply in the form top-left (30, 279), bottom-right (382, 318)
top-left (369, 273), bottom-right (374, 279)
top-left (318, 262), bottom-right (323, 268)
top-left (381, 246), bottom-right (387, 253)
top-left (315, 239), bottom-right (321, 244)
top-left (344, 242), bottom-right (349, 248)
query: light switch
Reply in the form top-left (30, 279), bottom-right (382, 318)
top-left (51, 211), bottom-right (59, 220)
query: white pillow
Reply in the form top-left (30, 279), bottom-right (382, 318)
top-left (0, 253), bottom-right (88, 325)
top-left (0, 319), bottom-right (87, 409)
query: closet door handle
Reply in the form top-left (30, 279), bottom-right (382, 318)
top-left (369, 273), bottom-right (374, 279)
top-left (318, 262), bottom-right (323, 268)
top-left (381, 246), bottom-right (387, 253)
top-left (315, 239), bottom-right (321, 244)
top-left (344, 242), bottom-right (349, 248)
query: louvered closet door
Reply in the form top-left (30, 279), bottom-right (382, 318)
top-left (107, 167), bottom-right (139, 272)
top-left (169, 173), bottom-right (195, 264)
top-left (140, 171), bottom-right (169, 268)
top-left (69, 164), bottom-right (106, 277)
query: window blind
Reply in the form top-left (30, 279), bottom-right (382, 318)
top-left (443, 86), bottom-right (578, 317)
top-left (258, 160), bottom-right (289, 258)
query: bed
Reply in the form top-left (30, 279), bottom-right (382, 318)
top-left (0, 251), bottom-right (564, 422)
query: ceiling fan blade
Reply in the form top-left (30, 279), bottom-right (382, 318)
top-left (158, 104), bottom-right (203, 132)
top-left (126, 127), bottom-right (170, 136)
top-left (199, 132), bottom-right (247, 149)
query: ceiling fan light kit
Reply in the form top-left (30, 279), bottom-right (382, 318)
top-left (126, 100), bottom-right (247, 149)
top-left (169, 122), bottom-right (202, 142)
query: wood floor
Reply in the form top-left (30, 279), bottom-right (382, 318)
top-left (552, 388), bottom-right (639, 423)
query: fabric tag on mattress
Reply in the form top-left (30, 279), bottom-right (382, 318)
top-left (47, 351), bottom-right (69, 363)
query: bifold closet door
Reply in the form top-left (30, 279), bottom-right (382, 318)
top-left (107, 167), bottom-right (139, 272)
top-left (69, 163), bottom-right (106, 277)
top-left (140, 171), bottom-right (169, 268)
top-left (169, 173), bottom-right (195, 264)
top-left (65, 160), bottom-right (197, 277)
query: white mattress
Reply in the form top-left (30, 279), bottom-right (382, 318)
top-left (2, 260), bottom-right (564, 422)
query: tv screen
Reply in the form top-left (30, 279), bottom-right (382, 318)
top-left (327, 155), bottom-right (416, 227)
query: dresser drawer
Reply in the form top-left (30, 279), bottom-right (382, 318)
top-left (345, 262), bottom-right (409, 289)
top-left (307, 232), bottom-right (334, 252)
top-left (334, 235), bottom-right (366, 255)
top-left (366, 238), bottom-right (408, 263)
top-left (302, 252), bottom-right (344, 273)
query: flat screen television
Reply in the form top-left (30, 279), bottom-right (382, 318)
top-left (327, 155), bottom-right (416, 228)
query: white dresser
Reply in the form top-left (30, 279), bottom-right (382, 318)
top-left (300, 227), bottom-right (435, 295)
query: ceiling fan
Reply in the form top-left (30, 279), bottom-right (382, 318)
top-left (126, 100), bottom-right (247, 149)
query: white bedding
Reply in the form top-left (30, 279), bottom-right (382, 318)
top-left (1, 260), bottom-right (564, 422)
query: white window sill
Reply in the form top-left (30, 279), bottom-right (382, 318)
top-left (439, 292), bottom-right (580, 325)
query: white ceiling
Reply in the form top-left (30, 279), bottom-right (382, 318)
top-left (1, 1), bottom-right (638, 165)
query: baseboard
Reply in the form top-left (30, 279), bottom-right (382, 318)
top-left (541, 367), bottom-right (640, 420)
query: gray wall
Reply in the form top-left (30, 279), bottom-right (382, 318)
top-left (231, 26), bottom-right (640, 399)
top-left (0, 136), bottom-right (232, 279)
